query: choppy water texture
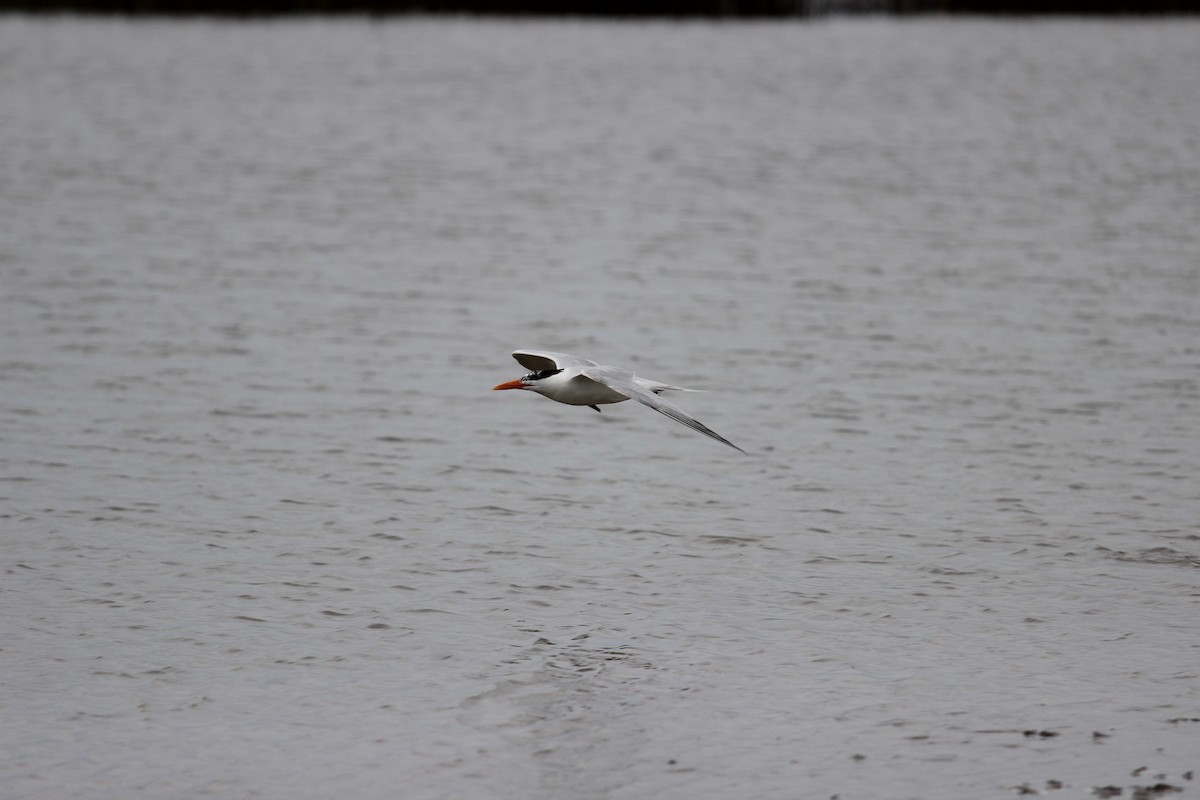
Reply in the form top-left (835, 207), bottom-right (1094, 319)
top-left (2, 16), bottom-right (1199, 800)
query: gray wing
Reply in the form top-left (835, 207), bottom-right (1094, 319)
top-left (580, 366), bottom-right (746, 454)
top-left (512, 350), bottom-right (598, 372)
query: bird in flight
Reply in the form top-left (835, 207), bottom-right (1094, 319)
top-left (493, 349), bottom-right (745, 453)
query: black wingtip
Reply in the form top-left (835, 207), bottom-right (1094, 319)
top-left (589, 405), bottom-right (601, 413)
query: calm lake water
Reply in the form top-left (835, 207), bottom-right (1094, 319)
top-left (2, 15), bottom-right (1198, 800)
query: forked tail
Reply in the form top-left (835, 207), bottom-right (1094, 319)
top-left (636, 378), bottom-right (706, 395)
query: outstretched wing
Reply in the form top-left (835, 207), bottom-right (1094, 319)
top-left (512, 350), bottom-right (598, 372)
top-left (580, 366), bottom-right (746, 453)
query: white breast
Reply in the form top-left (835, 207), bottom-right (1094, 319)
top-left (533, 371), bottom-right (628, 406)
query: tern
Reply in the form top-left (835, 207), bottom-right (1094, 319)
top-left (493, 349), bottom-right (745, 453)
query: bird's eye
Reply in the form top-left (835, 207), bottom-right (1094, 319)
top-left (527, 369), bottom-right (562, 381)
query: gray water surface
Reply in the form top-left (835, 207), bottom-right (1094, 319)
top-left (2, 16), bottom-right (1198, 800)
